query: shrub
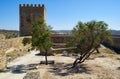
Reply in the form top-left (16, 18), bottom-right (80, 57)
top-left (22, 38), bottom-right (31, 46)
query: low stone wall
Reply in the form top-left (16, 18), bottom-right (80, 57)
top-left (113, 37), bottom-right (120, 48)
top-left (2, 36), bottom-right (31, 51)
top-left (51, 34), bottom-right (70, 43)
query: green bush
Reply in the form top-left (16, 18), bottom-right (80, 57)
top-left (22, 38), bottom-right (31, 46)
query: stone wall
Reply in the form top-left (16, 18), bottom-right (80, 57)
top-left (0, 49), bottom-right (6, 71)
top-left (0, 36), bottom-right (31, 71)
top-left (51, 34), bottom-right (70, 43)
top-left (112, 35), bottom-right (120, 48)
top-left (0, 37), bottom-right (31, 51)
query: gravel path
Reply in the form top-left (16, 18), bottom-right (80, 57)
top-left (0, 50), bottom-right (43, 79)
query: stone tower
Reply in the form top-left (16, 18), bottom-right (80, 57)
top-left (19, 4), bottom-right (46, 36)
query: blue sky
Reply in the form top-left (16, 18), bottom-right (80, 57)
top-left (0, 0), bottom-right (120, 30)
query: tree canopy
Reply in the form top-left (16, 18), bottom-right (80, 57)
top-left (68, 20), bottom-right (112, 67)
top-left (31, 19), bottom-right (52, 65)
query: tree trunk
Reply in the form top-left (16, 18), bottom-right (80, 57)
top-left (72, 58), bottom-right (80, 68)
top-left (72, 48), bottom-right (96, 68)
top-left (96, 48), bottom-right (100, 53)
top-left (45, 52), bottom-right (48, 65)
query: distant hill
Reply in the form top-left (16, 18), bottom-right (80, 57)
top-left (52, 30), bottom-right (71, 34)
top-left (111, 30), bottom-right (120, 35)
top-left (52, 30), bottom-right (120, 35)
top-left (0, 29), bottom-right (19, 39)
top-left (0, 29), bottom-right (120, 39)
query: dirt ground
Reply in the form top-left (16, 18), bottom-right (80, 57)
top-left (0, 47), bottom-right (120, 79)
top-left (40, 53), bottom-right (120, 79)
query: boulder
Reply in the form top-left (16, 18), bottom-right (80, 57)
top-left (23, 71), bottom-right (40, 79)
top-left (62, 50), bottom-right (68, 56)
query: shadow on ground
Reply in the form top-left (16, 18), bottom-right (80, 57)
top-left (117, 67), bottom-right (120, 70)
top-left (35, 52), bottom-right (54, 56)
top-left (48, 62), bottom-right (92, 76)
top-left (6, 63), bottom-right (39, 74)
top-left (116, 58), bottom-right (120, 60)
top-left (97, 55), bottom-right (106, 58)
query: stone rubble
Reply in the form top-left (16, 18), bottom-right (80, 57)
top-left (23, 71), bottom-right (40, 79)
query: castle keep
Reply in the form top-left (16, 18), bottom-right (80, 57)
top-left (20, 4), bottom-right (46, 36)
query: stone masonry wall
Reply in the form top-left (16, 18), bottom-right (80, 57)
top-left (0, 34), bottom-right (6, 71)
top-left (0, 35), bottom-right (31, 71)
top-left (20, 4), bottom-right (46, 36)
top-left (0, 49), bottom-right (6, 71)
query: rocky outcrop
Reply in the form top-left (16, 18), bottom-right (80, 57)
top-left (23, 71), bottom-right (40, 79)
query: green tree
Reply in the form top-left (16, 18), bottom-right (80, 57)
top-left (68, 20), bottom-right (112, 68)
top-left (31, 19), bottom-right (52, 65)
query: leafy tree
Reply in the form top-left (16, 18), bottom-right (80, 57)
top-left (31, 19), bottom-right (52, 65)
top-left (68, 20), bottom-right (112, 68)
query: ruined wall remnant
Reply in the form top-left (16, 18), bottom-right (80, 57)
top-left (0, 34), bottom-right (6, 71)
top-left (0, 49), bottom-right (6, 71)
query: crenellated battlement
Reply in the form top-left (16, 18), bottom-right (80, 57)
top-left (19, 4), bottom-right (45, 8)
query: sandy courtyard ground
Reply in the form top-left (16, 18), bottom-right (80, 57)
top-left (40, 53), bottom-right (120, 79)
top-left (0, 50), bottom-right (120, 79)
